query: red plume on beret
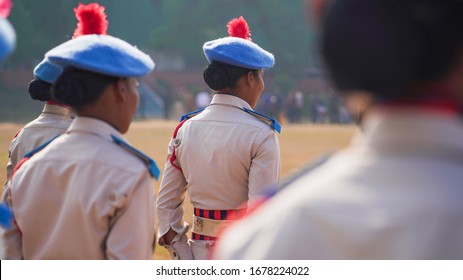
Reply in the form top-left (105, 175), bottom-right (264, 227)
top-left (72, 3), bottom-right (108, 38)
top-left (0, 0), bottom-right (13, 18)
top-left (227, 16), bottom-right (252, 41)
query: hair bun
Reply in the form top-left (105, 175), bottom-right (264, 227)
top-left (203, 63), bottom-right (229, 90)
top-left (52, 72), bottom-right (85, 108)
top-left (28, 79), bottom-right (52, 101)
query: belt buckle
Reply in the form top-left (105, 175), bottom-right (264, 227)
top-left (194, 216), bottom-right (203, 231)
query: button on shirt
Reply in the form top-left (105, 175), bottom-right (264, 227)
top-left (214, 109), bottom-right (463, 259)
top-left (5, 104), bottom-right (74, 181)
top-left (3, 117), bottom-right (156, 259)
top-left (157, 94), bottom-right (280, 239)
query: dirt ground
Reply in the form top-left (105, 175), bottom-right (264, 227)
top-left (0, 120), bottom-right (357, 259)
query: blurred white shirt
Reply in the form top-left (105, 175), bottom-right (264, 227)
top-left (215, 108), bottom-right (463, 259)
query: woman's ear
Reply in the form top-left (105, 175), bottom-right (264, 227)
top-left (114, 78), bottom-right (127, 102)
top-left (246, 71), bottom-right (256, 87)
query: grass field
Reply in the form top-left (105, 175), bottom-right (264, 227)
top-left (0, 119), bottom-right (357, 259)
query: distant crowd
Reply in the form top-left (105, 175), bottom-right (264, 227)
top-left (156, 87), bottom-right (354, 125)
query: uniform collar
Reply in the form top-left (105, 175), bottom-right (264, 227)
top-left (66, 116), bottom-right (125, 142)
top-left (353, 108), bottom-right (463, 156)
top-left (42, 103), bottom-right (75, 119)
top-left (210, 93), bottom-right (252, 110)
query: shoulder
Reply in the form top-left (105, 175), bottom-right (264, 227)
top-left (29, 134), bottom-right (154, 179)
top-left (12, 128), bottom-right (22, 140)
top-left (8, 129), bottom-right (21, 152)
top-left (175, 108), bottom-right (206, 128)
top-left (179, 108), bottom-right (206, 122)
top-left (25, 113), bottom-right (72, 130)
top-left (242, 108), bottom-right (281, 134)
top-left (110, 135), bottom-right (160, 180)
top-left (9, 135), bottom-right (60, 179)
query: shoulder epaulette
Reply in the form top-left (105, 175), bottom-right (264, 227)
top-left (111, 135), bottom-right (160, 180)
top-left (24, 135), bottom-right (60, 158)
top-left (242, 107), bottom-right (281, 134)
top-left (180, 107), bottom-right (206, 122)
top-left (11, 135), bottom-right (60, 179)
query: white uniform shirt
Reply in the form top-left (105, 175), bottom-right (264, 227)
top-left (2, 117), bottom-right (156, 259)
top-left (5, 103), bottom-right (74, 181)
top-left (215, 109), bottom-right (463, 259)
top-left (157, 94), bottom-right (280, 239)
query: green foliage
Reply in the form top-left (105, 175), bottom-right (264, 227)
top-left (148, 0), bottom-right (314, 76)
top-left (6, 0), bottom-right (315, 77)
top-left (8, 0), bottom-right (75, 65)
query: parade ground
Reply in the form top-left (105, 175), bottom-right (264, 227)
top-left (0, 120), bottom-right (356, 259)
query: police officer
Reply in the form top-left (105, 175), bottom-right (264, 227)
top-left (157, 16), bottom-right (281, 260)
top-left (2, 29), bottom-right (159, 259)
top-left (4, 2), bottom-right (110, 185)
top-left (215, 0), bottom-right (463, 259)
top-left (4, 60), bottom-right (74, 186)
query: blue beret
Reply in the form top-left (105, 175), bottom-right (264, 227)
top-left (203, 37), bottom-right (275, 70)
top-left (46, 34), bottom-right (154, 77)
top-left (0, 17), bottom-right (16, 61)
top-left (33, 59), bottom-right (62, 84)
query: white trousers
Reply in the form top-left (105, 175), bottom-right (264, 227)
top-left (189, 239), bottom-right (215, 260)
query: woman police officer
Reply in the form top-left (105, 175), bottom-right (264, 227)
top-left (157, 16), bottom-right (281, 260)
top-left (2, 30), bottom-right (159, 259)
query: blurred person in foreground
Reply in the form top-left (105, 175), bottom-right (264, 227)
top-left (2, 3), bottom-right (159, 260)
top-left (214, 0), bottom-right (463, 259)
top-left (157, 16), bottom-right (280, 260)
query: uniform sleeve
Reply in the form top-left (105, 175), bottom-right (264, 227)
top-left (156, 138), bottom-right (189, 240)
top-left (5, 135), bottom-right (20, 184)
top-left (1, 183), bottom-right (23, 260)
top-left (248, 131), bottom-right (280, 200)
top-left (105, 171), bottom-right (155, 260)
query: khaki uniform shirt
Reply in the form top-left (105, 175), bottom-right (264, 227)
top-left (5, 104), bottom-right (74, 181)
top-left (215, 109), bottom-right (463, 259)
top-left (157, 94), bottom-right (280, 239)
top-left (2, 117), bottom-right (156, 259)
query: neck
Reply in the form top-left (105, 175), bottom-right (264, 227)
top-left (77, 104), bottom-right (121, 133)
top-left (46, 101), bottom-right (66, 106)
top-left (216, 89), bottom-right (256, 108)
top-left (78, 113), bottom-right (121, 132)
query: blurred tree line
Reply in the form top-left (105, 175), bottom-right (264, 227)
top-left (7, 0), bottom-right (314, 79)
